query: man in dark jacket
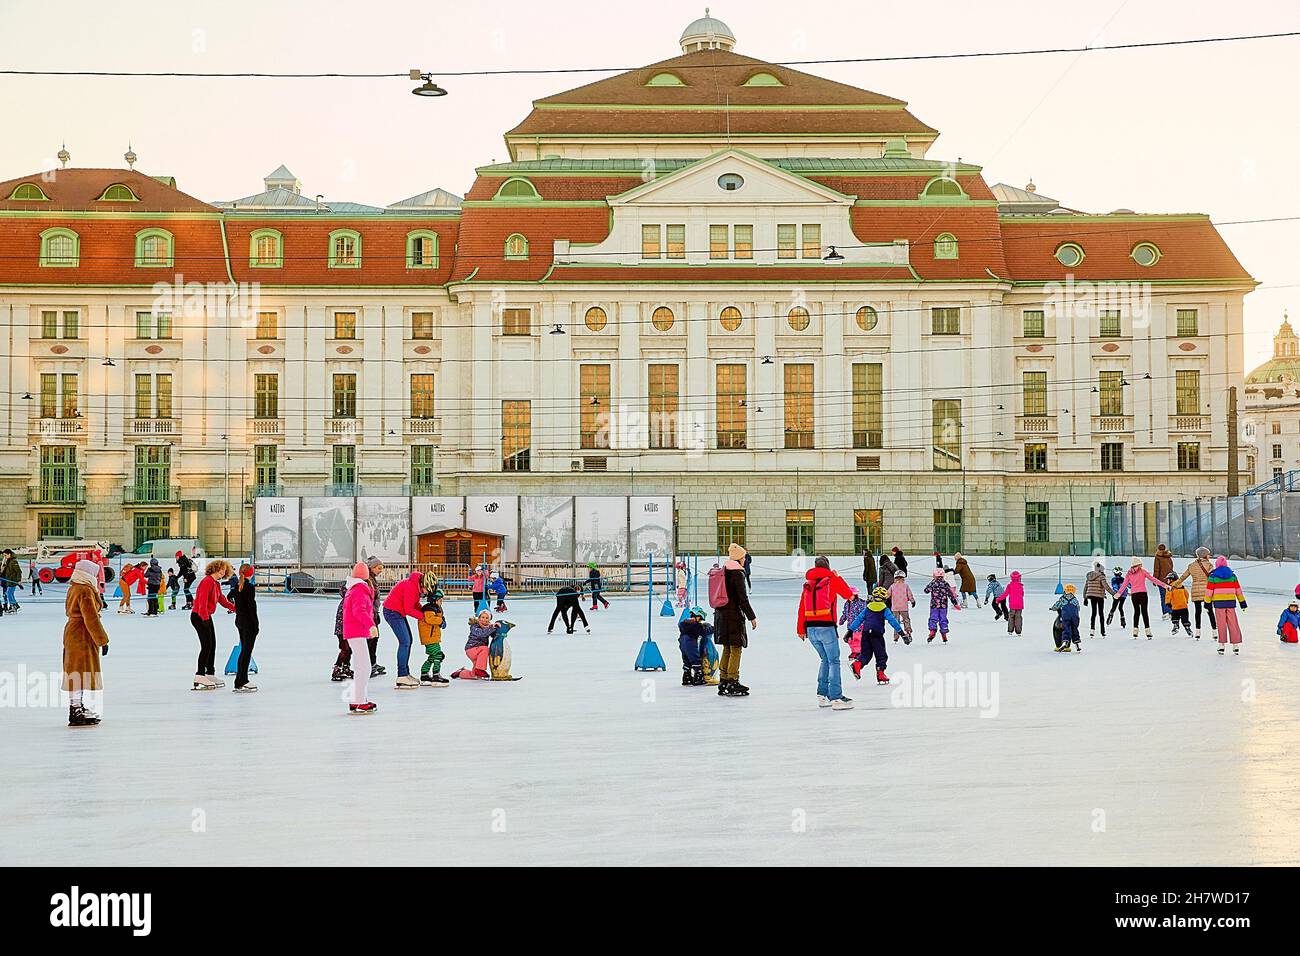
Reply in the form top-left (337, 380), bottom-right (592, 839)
top-left (176, 551), bottom-right (197, 609)
top-left (1, 549), bottom-right (22, 611)
top-left (144, 558), bottom-right (163, 617)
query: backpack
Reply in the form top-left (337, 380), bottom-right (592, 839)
top-left (801, 577), bottom-right (832, 623)
top-left (707, 565), bottom-right (729, 609)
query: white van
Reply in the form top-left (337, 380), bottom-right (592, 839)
top-left (130, 538), bottom-right (207, 561)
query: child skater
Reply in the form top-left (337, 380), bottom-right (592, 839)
top-left (1003, 570), bottom-right (1025, 636)
top-left (674, 561), bottom-right (689, 609)
top-left (451, 609), bottom-right (498, 680)
top-left (678, 607), bottom-right (716, 686)
top-left (923, 567), bottom-right (960, 643)
top-left (846, 586), bottom-right (905, 684)
top-left (341, 562), bottom-right (378, 714)
top-left (1105, 566), bottom-right (1127, 629)
top-left (1115, 558), bottom-right (1169, 640)
top-left (1050, 583), bottom-right (1082, 652)
top-left (1165, 572), bottom-right (1193, 637)
top-left (1276, 598), bottom-right (1300, 644)
top-left (985, 573), bottom-right (1007, 620)
top-left (887, 570), bottom-right (915, 643)
top-left (588, 562), bottom-right (610, 610)
top-left (489, 571), bottom-right (508, 613)
top-left (1206, 556), bottom-right (1248, 656)
top-left (166, 567), bottom-right (180, 610)
top-left (232, 563), bottom-right (259, 693)
top-left (839, 586), bottom-right (869, 668)
top-left (418, 585), bottom-right (449, 686)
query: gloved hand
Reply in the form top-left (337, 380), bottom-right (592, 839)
top-left (1239, 601), bottom-right (1247, 611)
top-left (101, 643), bottom-right (109, 657)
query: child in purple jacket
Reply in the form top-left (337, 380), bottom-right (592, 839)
top-left (923, 568), bottom-right (961, 643)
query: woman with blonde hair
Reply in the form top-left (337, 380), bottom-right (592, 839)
top-left (191, 559), bottom-right (235, 690)
top-left (381, 567), bottom-right (438, 689)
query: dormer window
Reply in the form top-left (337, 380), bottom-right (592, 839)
top-left (328, 229), bottom-right (361, 268)
top-left (249, 228), bottom-right (283, 268)
top-left (39, 227), bottom-right (79, 267)
top-left (921, 177), bottom-right (963, 199)
top-left (98, 183), bottom-right (139, 202)
top-left (9, 182), bottom-right (49, 201)
top-left (406, 230), bottom-right (439, 269)
top-left (645, 72), bottom-right (685, 87)
top-left (134, 228), bottom-right (173, 267)
top-left (504, 233), bottom-right (529, 260)
top-left (1131, 242), bottom-right (1161, 267)
top-left (934, 233), bottom-right (959, 260)
top-left (494, 178), bottom-right (540, 201)
top-left (1055, 242), bottom-right (1085, 268)
top-left (742, 72), bottom-right (784, 87)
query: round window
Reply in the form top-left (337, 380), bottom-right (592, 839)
top-left (717, 173), bottom-right (744, 192)
top-left (855, 306), bottom-right (879, 332)
top-left (787, 307), bottom-right (810, 332)
top-left (1131, 242), bottom-right (1160, 267)
top-left (583, 306), bottom-right (607, 332)
top-left (1055, 243), bottom-right (1084, 268)
top-left (651, 306), bottom-right (675, 332)
top-left (719, 306), bottom-right (743, 331)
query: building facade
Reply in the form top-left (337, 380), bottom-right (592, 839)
top-left (1244, 315), bottom-right (1300, 487)
top-left (0, 16), bottom-right (1255, 556)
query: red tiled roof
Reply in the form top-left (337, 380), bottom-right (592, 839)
top-left (450, 207), bottom-right (612, 282)
top-left (849, 207), bottom-right (1008, 280)
top-left (545, 264), bottom-right (918, 283)
top-left (507, 108), bottom-right (936, 139)
top-left (0, 168), bottom-right (215, 212)
top-left (465, 176), bottom-right (645, 202)
top-left (809, 174), bottom-right (997, 202)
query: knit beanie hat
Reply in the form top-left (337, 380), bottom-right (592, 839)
top-left (351, 562), bottom-right (369, 579)
top-left (1215, 555), bottom-right (1228, 568)
top-left (727, 542), bottom-right (746, 562)
top-left (74, 559), bottom-right (100, 578)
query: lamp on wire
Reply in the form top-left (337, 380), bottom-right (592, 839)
top-left (409, 70), bottom-right (448, 97)
top-left (549, 323), bottom-right (566, 335)
top-left (101, 358), bottom-right (115, 367)
top-left (823, 245), bottom-right (844, 262)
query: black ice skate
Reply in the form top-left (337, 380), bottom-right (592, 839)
top-left (67, 704), bottom-right (100, 727)
top-left (370, 664), bottom-right (386, 678)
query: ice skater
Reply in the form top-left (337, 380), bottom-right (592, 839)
top-left (452, 609), bottom-right (498, 680)
top-left (846, 586), bottom-right (904, 684)
top-left (418, 585), bottom-right (449, 686)
top-left (1, 548), bottom-right (22, 611)
top-left (1003, 570), bottom-right (1025, 635)
top-left (117, 561), bottom-right (145, 614)
top-left (382, 569), bottom-right (435, 689)
top-left (588, 562), bottom-right (610, 610)
top-left (674, 561), bottom-right (689, 608)
top-left (1050, 584), bottom-right (1082, 652)
top-left (838, 585), bottom-right (868, 667)
top-left (953, 553), bottom-right (979, 608)
top-left (924, 567), bottom-right (960, 643)
top-left (547, 582), bottom-right (589, 634)
top-left (166, 567), bottom-right (180, 609)
top-left (1115, 558), bottom-right (1169, 640)
top-left (144, 557), bottom-right (162, 618)
top-left (231, 563), bottom-right (259, 692)
top-left (1173, 548), bottom-right (1216, 640)
top-left (1105, 566), bottom-right (1127, 628)
top-left (489, 570), bottom-right (508, 612)
top-left (985, 573), bottom-right (1007, 620)
top-left (341, 562), bottom-right (378, 714)
top-left (1206, 556), bottom-right (1247, 656)
top-left (1083, 561), bottom-right (1113, 638)
top-left (470, 564), bottom-right (488, 610)
top-left (1276, 598), bottom-right (1300, 644)
top-left (176, 551), bottom-right (197, 609)
top-left (191, 560), bottom-right (235, 690)
top-left (63, 558), bottom-right (108, 727)
top-left (1165, 573), bottom-right (1193, 637)
top-left (678, 607), bottom-right (715, 686)
top-left (887, 570), bottom-right (915, 643)
top-left (28, 558), bottom-right (42, 596)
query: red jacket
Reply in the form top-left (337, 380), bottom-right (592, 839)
top-left (120, 565), bottom-right (147, 594)
top-left (796, 567), bottom-right (854, 636)
top-left (192, 574), bottom-right (235, 621)
top-left (382, 571), bottom-right (425, 619)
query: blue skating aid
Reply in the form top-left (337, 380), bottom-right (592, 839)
top-left (634, 638), bottom-right (667, 672)
top-left (659, 596), bottom-right (675, 617)
top-left (1054, 555), bottom-right (1064, 595)
top-left (223, 644), bottom-right (258, 676)
top-left (678, 606), bottom-right (692, 624)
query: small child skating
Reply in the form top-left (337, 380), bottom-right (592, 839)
top-left (1276, 599), bottom-right (1300, 644)
top-left (451, 609), bottom-right (498, 680)
top-left (986, 574), bottom-right (1007, 620)
top-left (1165, 573), bottom-right (1193, 637)
top-left (417, 588), bottom-right (449, 686)
top-left (847, 586), bottom-right (905, 684)
top-left (1003, 571), bottom-right (1025, 635)
top-left (839, 586), bottom-right (868, 665)
top-left (489, 571), bottom-right (508, 613)
top-left (674, 562), bottom-right (689, 609)
top-left (923, 568), bottom-right (960, 643)
top-left (678, 607), bottom-right (717, 686)
top-left (1050, 584), bottom-right (1082, 652)
top-left (887, 571), bottom-right (915, 643)
top-left (166, 568), bottom-right (180, 609)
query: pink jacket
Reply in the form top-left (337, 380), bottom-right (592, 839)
top-left (342, 578), bottom-right (376, 639)
top-left (1117, 567), bottom-right (1168, 599)
top-left (887, 581), bottom-right (914, 613)
top-left (1003, 571), bottom-right (1025, 611)
top-left (382, 571), bottom-right (424, 618)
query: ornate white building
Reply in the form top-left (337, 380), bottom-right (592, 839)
top-left (0, 15), bottom-right (1254, 556)
top-left (1244, 315), bottom-right (1300, 486)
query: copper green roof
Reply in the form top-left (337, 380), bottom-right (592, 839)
top-left (1246, 356), bottom-right (1300, 384)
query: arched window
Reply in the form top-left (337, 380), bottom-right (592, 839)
top-left (98, 183), bottom-right (139, 202)
top-left (855, 306), bottom-right (879, 332)
top-left (934, 233), bottom-right (959, 260)
top-left (921, 177), bottom-right (964, 200)
top-left (248, 228), bottom-right (283, 268)
top-left (39, 227), bottom-right (79, 267)
top-left (584, 306), bottom-right (608, 332)
top-left (328, 229), bottom-right (361, 268)
top-left (504, 233), bottom-right (529, 260)
top-left (787, 306), bottom-right (811, 332)
top-left (719, 306), bottom-right (743, 332)
top-left (134, 228), bottom-right (173, 268)
top-left (1131, 242), bottom-right (1161, 267)
top-left (9, 182), bottom-right (49, 201)
top-left (406, 230), bottom-right (439, 269)
top-left (645, 72), bottom-right (685, 87)
top-left (494, 178), bottom-right (540, 201)
top-left (651, 306), bottom-right (675, 332)
top-left (1054, 242), bottom-right (1085, 268)
top-left (742, 72), bottom-right (784, 87)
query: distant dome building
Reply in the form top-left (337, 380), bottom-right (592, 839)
top-left (679, 11), bottom-right (735, 52)
top-left (1244, 314), bottom-right (1300, 484)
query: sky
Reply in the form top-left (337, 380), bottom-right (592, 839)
top-left (2, 0), bottom-right (1297, 367)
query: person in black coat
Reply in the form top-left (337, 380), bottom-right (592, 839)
top-left (714, 543), bottom-right (757, 696)
top-left (176, 552), bottom-right (197, 609)
top-left (862, 549), bottom-right (877, 588)
top-left (891, 547), bottom-right (909, 577)
top-left (549, 582), bottom-right (590, 634)
top-left (232, 563), bottom-right (259, 692)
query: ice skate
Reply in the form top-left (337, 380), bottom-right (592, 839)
top-left (395, 675), bottom-right (420, 689)
top-left (1132, 628), bottom-right (1139, 639)
top-left (427, 673), bottom-right (449, 687)
top-left (927, 631), bottom-right (936, 643)
top-left (349, 702), bottom-right (377, 715)
top-left (192, 675), bottom-right (218, 691)
top-left (851, 659), bottom-right (863, 680)
top-left (331, 665), bottom-right (348, 682)
top-left (817, 694), bottom-right (832, 708)
top-left (67, 704), bottom-right (100, 727)
top-left (1217, 646), bottom-right (1225, 655)
top-left (876, 669), bottom-right (890, 685)
top-left (1146, 631), bottom-right (1153, 640)
top-left (1233, 646), bottom-right (1239, 655)
top-left (1089, 630), bottom-right (1095, 639)
top-left (1073, 642), bottom-right (1082, 652)
top-left (732, 680), bottom-right (750, 696)
top-left (233, 684), bottom-right (258, 693)
top-left (1195, 630), bottom-right (1202, 640)
top-left (370, 663), bottom-right (386, 679)
top-left (831, 697), bottom-right (854, 711)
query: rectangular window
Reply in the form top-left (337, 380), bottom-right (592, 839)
top-left (502, 308), bottom-right (531, 336)
top-left (411, 445), bottom-right (437, 491)
top-left (1175, 369), bottom-right (1201, 416)
top-left (502, 400), bottom-right (531, 471)
top-left (62, 310), bottom-right (79, 339)
top-left (39, 445), bottom-right (78, 503)
top-left (411, 235), bottom-right (436, 267)
top-left (1022, 371), bottom-right (1048, 416)
top-left (777, 223), bottom-right (797, 259)
top-left (331, 445), bottom-right (356, 488)
top-left (665, 224), bottom-right (685, 260)
top-left (1024, 442), bottom-right (1048, 472)
top-left (852, 363), bottom-right (883, 449)
top-left (783, 363), bottom-right (814, 449)
top-left (254, 444), bottom-right (277, 488)
top-left (1176, 308), bottom-right (1199, 337)
top-left (716, 363), bottom-right (747, 449)
top-left (1101, 442), bottom-right (1124, 471)
top-left (61, 373), bottom-right (77, 419)
top-left (156, 374), bottom-right (172, 418)
top-left (132, 513), bottom-right (170, 550)
top-left (801, 224), bottom-right (821, 259)
top-left (254, 373), bottom-right (279, 419)
top-left (934, 509), bottom-right (963, 553)
top-left (41, 310), bottom-right (58, 338)
top-left (134, 311), bottom-right (170, 339)
top-left (255, 311), bottom-right (278, 339)
top-left (931, 307), bottom-right (960, 335)
top-left (411, 311), bottom-right (434, 340)
top-left (733, 224), bottom-right (753, 260)
top-left (717, 510), bottom-right (746, 554)
top-left (38, 512), bottom-right (77, 540)
top-left (135, 374), bottom-right (154, 419)
top-left (853, 509), bottom-right (883, 553)
top-left (648, 364), bottom-right (679, 450)
top-left (932, 399), bottom-right (961, 470)
top-left (1099, 310), bottom-right (1121, 337)
top-left (332, 373), bottom-right (357, 418)
top-left (1177, 442), bottom-right (1201, 471)
top-left (641, 224), bottom-right (661, 260)
top-left (1022, 310), bottom-right (1045, 338)
top-left (1098, 370), bottom-right (1125, 416)
top-left (1025, 502), bottom-right (1050, 544)
top-left (410, 373), bottom-right (435, 419)
top-left (580, 364), bottom-right (611, 449)
top-left (709, 224), bottom-right (729, 260)
top-left (40, 373), bottom-right (56, 418)
top-left (334, 311), bottom-right (357, 340)
top-left (1273, 443), bottom-right (1283, 459)
top-left (133, 445), bottom-right (171, 497)
top-left (785, 510), bottom-right (815, 555)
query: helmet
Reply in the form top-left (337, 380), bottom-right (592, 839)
top-left (872, 586), bottom-right (888, 601)
top-left (1165, 572), bottom-right (1177, 582)
top-left (893, 570), bottom-right (905, 579)
top-left (1112, 566), bottom-right (1122, 574)
top-left (986, 573), bottom-right (997, 581)
top-left (1063, 583), bottom-right (1076, 594)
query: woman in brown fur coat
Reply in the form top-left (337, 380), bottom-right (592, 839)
top-left (63, 558), bottom-right (109, 726)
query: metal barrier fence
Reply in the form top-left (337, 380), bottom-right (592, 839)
top-left (1096, 492), bottom-right (1300, 560)
top-left (269, 560), bottom-right (667, 596)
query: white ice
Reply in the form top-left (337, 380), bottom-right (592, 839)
top-left (1, 554), bottom-right (1297, 866)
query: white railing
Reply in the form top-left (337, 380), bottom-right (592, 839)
top-left (404, 416), bottom-right (442, 436)
top-left (248, 417), bottom-right (284, 437)
top-left (126, 417), bottom-right (178, 437)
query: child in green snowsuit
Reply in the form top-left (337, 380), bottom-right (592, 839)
top-left (418, 588), bottom-right (448, 686)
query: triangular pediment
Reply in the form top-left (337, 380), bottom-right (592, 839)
top-left (609, 150), bottom-right (855, 207)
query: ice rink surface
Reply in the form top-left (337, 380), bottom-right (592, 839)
top-left (2, 556), bottom-right (1297, 866)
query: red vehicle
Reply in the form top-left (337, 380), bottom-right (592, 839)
top-left (33, 542), bottom-right (115, 585)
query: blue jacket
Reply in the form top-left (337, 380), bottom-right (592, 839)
top-left (489, 577), bottom-right (507, 598)
top-left (848, 598), bottom-right (904, 635)
top-left (1051, 592), bottom-right (1081, 623)
top-left (1277, 607), bottom-right (1300, 634)
top-left (985, 579), bottom-right (1005, 602)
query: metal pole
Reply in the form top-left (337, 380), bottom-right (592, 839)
top-left (1227, 386), bottom-right (1240, 496)
top-left (223, 434), bottom-right (230, 556)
